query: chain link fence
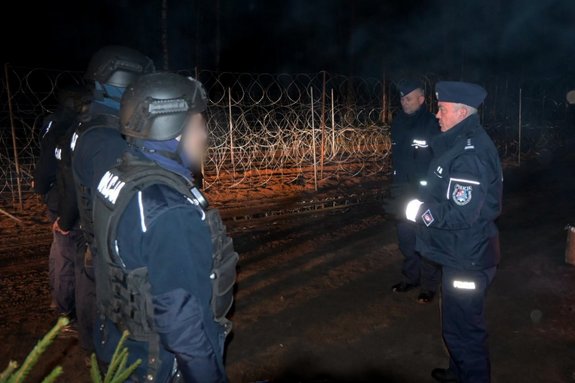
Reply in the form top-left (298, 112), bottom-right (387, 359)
top-left (0, 66), bottom-right (571, 211)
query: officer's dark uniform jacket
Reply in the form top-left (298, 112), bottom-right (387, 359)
top-left (414, 114), bottom-right (503, 270)
top-left (92, 151), bottom-right (237, 383)
top-left (33, 108), bottom-right (78, 215)
top-left (54, 124), bottom-right (81, 231)
top-left (70, 102), bottom-right (128, 249)
top-left (391, 104), bottom-right (439, 199)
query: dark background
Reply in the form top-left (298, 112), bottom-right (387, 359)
top-left (1, 0), bottom-right (574, 80)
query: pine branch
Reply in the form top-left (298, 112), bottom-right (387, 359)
top-left (8, 316), bottom-right (69, 383)
top-left (39, 366), bottom-right (63, 383)
top-left (0, 361), bottom-right (18, 382)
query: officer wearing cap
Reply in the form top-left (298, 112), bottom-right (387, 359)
top-left (384, 79), bottom-right (441, 303)
top-left (405, 81), bottom-right (503, 382)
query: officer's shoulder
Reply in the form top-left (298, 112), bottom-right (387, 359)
top-left (139, 183), bottom-right (201, 221)
top-left (462, 128), bottom-right (498, 154)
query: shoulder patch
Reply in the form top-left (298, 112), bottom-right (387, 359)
top-left (464, 138), bottom-right (475, 150)
top-left (421, 209), bottom-right (434, 227)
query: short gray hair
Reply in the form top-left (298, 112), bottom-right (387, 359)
top-left (456, 103), bottom-right (478, 115)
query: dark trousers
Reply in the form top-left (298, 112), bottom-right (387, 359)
top-left (396, 221), bottom-right (441, 292)
top-left (50, 226), bottom-right (83, 317)
top-left (76, 244), bottom-right (97, 353)
top-left (442, 266), bottom-right (497, 383)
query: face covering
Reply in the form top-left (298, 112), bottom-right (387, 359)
top-left (139, 139), bottom-right (194, 180)
top-left (94, 82), bottom-right (125, 111)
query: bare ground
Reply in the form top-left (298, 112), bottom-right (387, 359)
top-left (1, 154), bottom-right (575, 382)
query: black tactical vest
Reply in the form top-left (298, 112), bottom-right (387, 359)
top-left (70, 113), bottom-right (120, 250)
top-left (92, 152), bottom-right (238, 378)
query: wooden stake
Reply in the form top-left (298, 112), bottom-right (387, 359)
top-left (311, 87), bottom-right (318, 191)
top-left (331, 88), bottom-right (335, 156)
top-left (4, 63), bottom-right (23, 211)
top-left (228, 88), bottom-right (235, 178)
top-left (320, 71), bottom-right (326, 178)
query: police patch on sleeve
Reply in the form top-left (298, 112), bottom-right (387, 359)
top-left (421, 209), bottom-right (434, 227)
top-left (452, 184), bottom-right (473, 206)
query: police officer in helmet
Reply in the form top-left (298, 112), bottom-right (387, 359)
top-left (92, 72), bottom-right (237, 382)
top-left (405, 81), bottom-right (503, 382)
top-left (384, 78), bottom-right (441, 303)
top-left (66, 45), bottom-right (155, 355)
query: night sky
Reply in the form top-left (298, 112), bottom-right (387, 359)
top-left (1, 0), bottom-right (574, 81)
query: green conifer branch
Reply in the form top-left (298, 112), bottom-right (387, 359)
top-left (0, 361), bottom-right (19, 382)
top-left (8, 316), bottom-right (69, 383)
top-left (39, 366), bottom-right (63, 383)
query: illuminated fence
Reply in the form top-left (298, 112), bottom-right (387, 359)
top-left (0, 66), bottom-right (570, 210)
top-left (190, 70), bottom-right (391, 190)
top-left (0, 68), bottom-right (393, 208)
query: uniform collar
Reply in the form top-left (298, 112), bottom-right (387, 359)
top-left (432, 114), bottom-right (480, 154)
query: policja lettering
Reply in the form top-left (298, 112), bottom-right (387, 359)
top-left (97, 171), bottom-right (126, 205)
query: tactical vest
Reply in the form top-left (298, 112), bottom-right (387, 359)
top-left (92, 153), bottom-right (238, 380)
top-left (70, 113), bottom-right (120, 250)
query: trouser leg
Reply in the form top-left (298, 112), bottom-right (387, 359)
top-left (441, 266), bottom-right (496, 383)
top-left (396, 221), bottom-right (420, 285)
top-left (75, 245), bottom-right (97, 353)
top-left (420, 257), bottom-right (441, 293)
top-left (52, 229), bottom-right (78, 317)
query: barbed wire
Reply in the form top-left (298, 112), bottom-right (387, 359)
top-left (0, 67), bottom-right (570, 209)
top-left (0, 68), bottom-right (393, 205)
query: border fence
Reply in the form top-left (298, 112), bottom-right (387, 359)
top-left (0, 66), bottom-right (571, 211)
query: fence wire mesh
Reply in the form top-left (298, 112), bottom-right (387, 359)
top-left (0, 66), bottom-right (571, 210)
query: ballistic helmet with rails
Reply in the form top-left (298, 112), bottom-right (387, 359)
top-left (84, 45), bottom-right (155, 88)
top-left (119, 72), bottom-right (208, 141)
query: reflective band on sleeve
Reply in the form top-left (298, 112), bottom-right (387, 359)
top-left (453, 280), bottom-right (476, 290)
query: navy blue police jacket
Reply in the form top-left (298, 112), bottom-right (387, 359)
top-left (54, 124), bottom-right (81, 231)
top-left (72, 102), bottom-right (128, 194)
top-left (391, 104), bottom-right (440, 190)
top-left (33, 108), bottom-right (77, 214)
top-left (94, 150), bottom-right (228, 383)
top-left (413, 114), bottom-right (503, 270)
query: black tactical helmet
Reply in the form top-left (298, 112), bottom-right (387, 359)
top-left (120, 72), bottom-right (208, 141)
top-left (84, 45), bottom-right (155, 88)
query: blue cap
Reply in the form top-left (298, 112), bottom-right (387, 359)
top-left (397, 79), bottom-right (424, 97)
top-left (435, 81), bottom-right (487, 108)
